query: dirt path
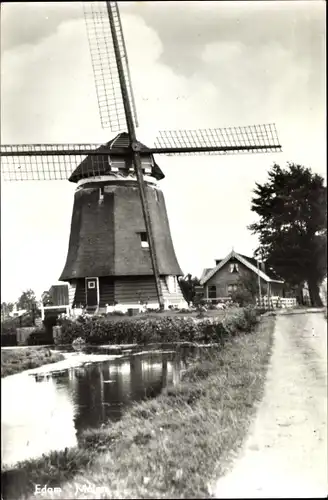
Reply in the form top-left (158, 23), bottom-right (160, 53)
top-left (214, 311), bottom-right (327, 498)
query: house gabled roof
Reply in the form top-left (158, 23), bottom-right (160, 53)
top-left (200, 268), bottom-right (212, 282)
top-left (200, 250), bottom-right (285, 286)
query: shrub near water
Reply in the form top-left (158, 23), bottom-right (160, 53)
top-left (56, 307), bottom-right (258, 345)
top-left (1, 348), bottom-right (64, 378)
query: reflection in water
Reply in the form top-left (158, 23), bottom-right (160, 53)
top-left (2, 346), bottom-right (197, 467)
top-left (1, 375), bottom-right (78, 467)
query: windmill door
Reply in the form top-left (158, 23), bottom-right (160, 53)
top-left (85, 278), bottom-right (99, 307)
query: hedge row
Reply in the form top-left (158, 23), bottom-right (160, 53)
top-left (55, 307), bottom-right (259, 345)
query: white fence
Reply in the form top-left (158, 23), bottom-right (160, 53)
top-left (256, 296), bottom-right (297, 309)
top-left (40, 304), bottom-right (70, 320)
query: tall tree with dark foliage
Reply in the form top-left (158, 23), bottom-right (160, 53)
top-left (249, 163), bottom-right (327, 307)
top-left (178, 274), bottom-right (200, 306)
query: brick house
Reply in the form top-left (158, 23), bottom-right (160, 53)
top-left (200, 250), bottom-right (285, 302)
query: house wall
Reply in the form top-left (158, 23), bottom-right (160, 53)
top-left (270, 282), bottom-right (284, 297)
top-left (204, 261), bottom-right (284, 298)
top-left (205, 261), bottom-right (253, 297)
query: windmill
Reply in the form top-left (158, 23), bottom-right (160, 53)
top-left (1, 1), bottom-right (282, 313)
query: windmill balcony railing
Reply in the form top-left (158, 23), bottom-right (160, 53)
top-left (40, 304), bottom-right (71, 320)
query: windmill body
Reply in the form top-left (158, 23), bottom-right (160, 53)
top-left (59, 133), bottom-right (187, 312)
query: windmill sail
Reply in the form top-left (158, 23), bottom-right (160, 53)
top-left (0, 123), bottom-right (281, 181)
top-left (83, 1), bottom-right (138, 132)
top-left (153, 123), bottom-right (281, 155)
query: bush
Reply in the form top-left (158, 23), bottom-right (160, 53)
top-left (177, 308), bottom-right (193, 314)
top-left (1, 333), bottom-right (17, 347)
top-left (1, 318), bottom-right (18, 336)
top-left (231, 288), bottom-right (255, 307)
top-left (54, 307), bottom-right (258, 346)
top-left (27, 328), bottom-right (53, 346)
top-left (1, 313), bottom-right (37, 336)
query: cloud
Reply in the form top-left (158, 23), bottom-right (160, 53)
top-left (0, 2), bottom-right (82, 52)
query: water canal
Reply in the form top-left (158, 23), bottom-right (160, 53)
top-left (2, 344), bottom-right (205, 467)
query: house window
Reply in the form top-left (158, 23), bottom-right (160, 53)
top-left (140, 232), bottom-right (149, 248)
top-left (166, 276), bottom-right (177, 294)
top-left (227, 284), bottom-right (238, 294)
top-left (208, 285), bottom-right (216, 299)
top-left (229, 263), bottom-right (239, 273)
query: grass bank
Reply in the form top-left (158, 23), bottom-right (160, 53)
top-left (2, 314), bottom-right (275, 500)
top-left (1, 347), bottom-right (65, 378)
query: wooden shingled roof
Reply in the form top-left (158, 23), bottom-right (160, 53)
top-left (59, 182), bottom-right (183, 280)
top-left (69, 132), bottom-right (165, 183)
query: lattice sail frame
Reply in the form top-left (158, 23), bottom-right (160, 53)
top-left (83, 1), bottom-right (138, 132)
top-left (1, 124), bottom-right (281, 181)
top-left (154, 123), bottom-right (281, 155)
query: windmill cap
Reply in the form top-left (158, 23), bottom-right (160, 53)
top-left (69, 132), bottom-right (165, 183)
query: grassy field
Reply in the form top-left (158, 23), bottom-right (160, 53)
top-left (1, 347), bottom-right (65, 378)
top-left (2, 315), bottom-right (275, 500)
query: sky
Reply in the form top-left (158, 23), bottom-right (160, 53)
top-left (1, 1), bottom-right (326, 303)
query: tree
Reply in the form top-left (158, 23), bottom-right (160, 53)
top-left (41, 291), bottom-right (53, 306)
top-left (1, 302), bottom-right (14, 320)
top-left (178, 274), bottom-right (200, 305)
top-left (231, 272), bottom-right (267, 306)
top-left (249, 163), bottom-right (327, 307)
top-left (16, 289), bottom-right (38, 311)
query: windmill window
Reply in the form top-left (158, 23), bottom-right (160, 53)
top-left (140, 232), bottom-right (149, 248)
top-left (99, 186), bottom-right (105, 202)
top-left (166, 276), bottom-right (177, 294)
top-left (88, 281), bottom-right (96, 289)
top-left (154, 189), bottom-right (159, 202)
top-left (111, 159), bottom-right (126, 170)
top-left (109, 157), bottom-right (119, 173)
top-left (142, 157), bottom-right (153, 175)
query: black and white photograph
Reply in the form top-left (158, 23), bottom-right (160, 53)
top-left (1, 1), bottom-right (327, 498)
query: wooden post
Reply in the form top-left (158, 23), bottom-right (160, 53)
top-left (40, 303), bottom-right (45, 320)
top-left (257, 258), bottom-right (262, 307)
top-left (267, 282), bottom-right (270, 310)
